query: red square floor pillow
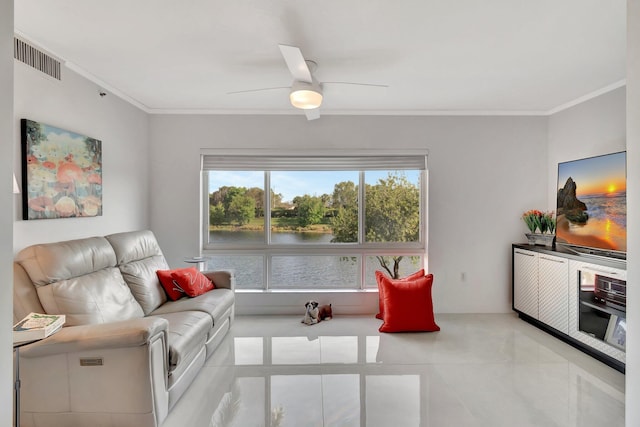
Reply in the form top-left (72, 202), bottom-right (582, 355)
top-left (375, 269), bottom-right (425, 320)
top-left (378, 273), bottom-right (440, 333)
top-left (157, 267), bottom-right (215, 300)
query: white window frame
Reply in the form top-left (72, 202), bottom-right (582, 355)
top-left (200, 149), bottom-right (428, 290)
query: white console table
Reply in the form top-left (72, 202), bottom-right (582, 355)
top-left (512, 243), bottom-right (626, 372)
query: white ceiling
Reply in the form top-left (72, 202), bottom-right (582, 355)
top-left (14, 0), bottom-right (627, 115)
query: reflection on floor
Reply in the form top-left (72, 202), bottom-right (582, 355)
top-left (162, 314), bottom-right (625, 427)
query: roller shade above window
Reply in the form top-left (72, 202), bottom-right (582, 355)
top-left (201, 155), bottom-right (426, 171)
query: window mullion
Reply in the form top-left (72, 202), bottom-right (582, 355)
top-left (359, 171), bottom-right (365, 289)
top-left (265, 171), bottom-right (271, 245)
top-left (358, 170), bottom-right (365, 244)
top-left (202, 171), bottom-right (210, 246)
top-left (265, 252), bottom-right (270, 291)
top-left (265, 171), bottom-right (271, 290)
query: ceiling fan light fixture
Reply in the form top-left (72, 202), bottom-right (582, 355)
top-left (289, 80), bottom-right (323, 109)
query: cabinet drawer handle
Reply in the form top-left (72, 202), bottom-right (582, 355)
top-left (515, 251), bottom-right (535, 257)
top-left (540, 256), bottom-right (565, 264)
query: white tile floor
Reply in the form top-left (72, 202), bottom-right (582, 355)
top-left (162, 314), bottom-right (625, 427)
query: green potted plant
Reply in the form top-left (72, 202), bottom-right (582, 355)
top-left (522, 210), bottom-right (555, 246)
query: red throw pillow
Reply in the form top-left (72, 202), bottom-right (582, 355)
top-left (375, 269), bottom-right (425, 320)
top-left (171, 267), bottom-right (215, 297)
top-left (157, 269), bottom-right (184, 301)
top-left (157, 267), bottom-right (215, 300)
top-left (378, 273), bottom-right (440, 333)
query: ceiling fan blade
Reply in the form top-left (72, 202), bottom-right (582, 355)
top-left (227, 86), bottom-right (290, 95)
top-left (323, 82), bottom-right (389, 88)
top-left (279, 44), bottom-right (312, 83)
top-left (304, 108), bottom-right (321, 121)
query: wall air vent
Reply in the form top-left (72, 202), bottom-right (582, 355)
top-left (14, 37), bottom-right (61, 80)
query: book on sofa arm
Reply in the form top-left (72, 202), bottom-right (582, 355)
top-left (13, 312), bottom-right (66, 344)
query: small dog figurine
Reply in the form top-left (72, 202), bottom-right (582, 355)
top-left (302, 300), bottom-right (320, 325)
top-left (318, 304), bottom-right (333, 321)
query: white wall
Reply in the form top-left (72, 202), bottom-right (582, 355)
top-left (13, 61), bottom-right (151, 252)
top-left (547, 87), bottom-right (626, 209)
top-left (1, 0), bottom-right (14, 424)
top-left (626, 0), bottom-right (639, 424)
top-left (150, 114), bottom-right (547, 314)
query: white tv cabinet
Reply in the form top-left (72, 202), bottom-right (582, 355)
top-left (512, 244), bottom-right (626, 372)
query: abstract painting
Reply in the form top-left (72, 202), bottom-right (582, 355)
top-left (21, 119), bottom-right (102, 220)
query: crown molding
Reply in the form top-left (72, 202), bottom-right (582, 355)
top-left (545, 80), bottom-right (627, 115)
top-left (146, 108), bottom-right (548, 116)
top-left (64, 62), bottom-right (151, 113)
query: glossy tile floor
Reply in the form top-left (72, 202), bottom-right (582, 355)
top-left (162, 314), bottom-right (625, 427)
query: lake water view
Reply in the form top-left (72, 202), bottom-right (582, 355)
top-left (206, 230), bottom-right (421, 289)
top-left (211, 230), bottom-right (334, 245)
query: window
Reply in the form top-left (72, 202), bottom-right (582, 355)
top-left (202, 153), bottom-right (427, 290)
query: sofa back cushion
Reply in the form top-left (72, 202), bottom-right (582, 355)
top-left (106, 230), bottom-right (169, 314)
top-left (15, 236), bottom-right (144, 326)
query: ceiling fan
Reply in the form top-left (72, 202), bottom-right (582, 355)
top-left (228, 44), bottom-right (388, 121)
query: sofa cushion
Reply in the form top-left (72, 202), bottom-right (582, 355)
top-left (106, 230), bottom-right (166, 265)
top-left (116, 256), bottom-right (169, 314)
top-left (150, 289), bottom-right (234, 327)
top-left (16, 236), bottom-right (116, 286)
top-left (106, 230), bottom-right (170, 314)
top-left (149, 311), bottom-right (212, 374)
top-left (35, 267), bottom-right (144, 326)
top-left (16, 236), bottom-right (144, 326)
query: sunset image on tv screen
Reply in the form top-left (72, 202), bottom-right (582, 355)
top-left (556, 152), bottom-right (626, 252)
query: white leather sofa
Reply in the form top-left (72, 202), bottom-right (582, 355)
top-left (13, 230), bottom-right (235, 427)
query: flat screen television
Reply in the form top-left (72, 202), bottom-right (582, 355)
top-left (556, 151), bottom-right (626, 260)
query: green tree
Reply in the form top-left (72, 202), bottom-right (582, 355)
top-left (270, 189), bottom-right (283, 208)
top-left (330, 181), bottom-right (359, 242)
top-left (366, 173), bottom-right (420, 278)
top-left (330, 206), bottom-right (358, 242)
top-left (331, 181), bottom-right (357, 209)
top-left (320, 193), bottom-right (331, 207)
top-left (294, 195), bottom-right (325, 227)
top-left (228, 194), bottom-right (255, 225)
top-left (246, 187), bottom-right (264, 217)
top-left (209, 204), bottom-right (225, 225)
top-left (223, 187), bottom-right (245, 212)
top-left (210, 186), bottom-right (232, 207)
top-left (366, 173), bottom-right (419, 242)
top-left (330, 173), bottom-right (420, 278)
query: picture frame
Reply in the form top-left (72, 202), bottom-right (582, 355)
top-left (21, 119), bottom-right (102, 220)
top-left (604, 314), bottom-right (626, 351)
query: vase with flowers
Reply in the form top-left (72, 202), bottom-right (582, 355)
top-left (522, 210), bottom-right (556, 246)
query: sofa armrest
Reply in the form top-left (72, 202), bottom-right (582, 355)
top-left (20, 316), bottom-right (169, 358)
top-left (203, 270), bottom-right (235, 291)
top-left (18, 316), bottom-right (171, 424)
